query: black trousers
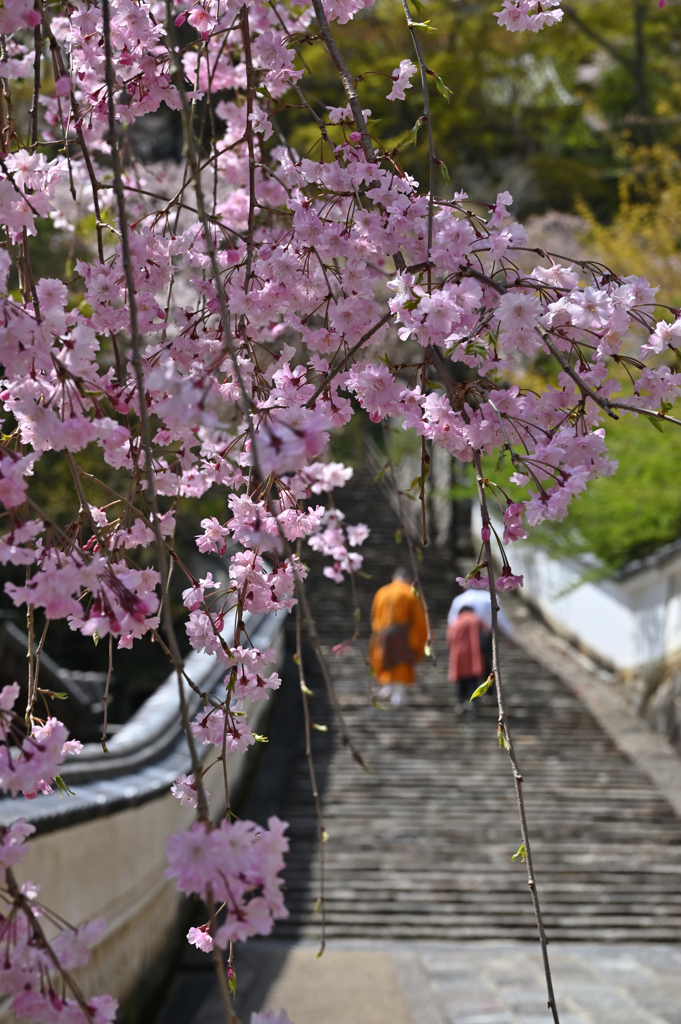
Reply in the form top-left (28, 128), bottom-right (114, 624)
top-left (458, 675), bottom-right (482, 704)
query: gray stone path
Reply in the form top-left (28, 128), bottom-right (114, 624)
top-left (162, 938), bottom-right (681, 1024)
top-left (398, 941), bottom-right (681, 1024)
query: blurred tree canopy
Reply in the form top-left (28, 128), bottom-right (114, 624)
top-left (283, 0), bottom-right (679, 221)
top-left (579, 144), bottom-right (681, 307)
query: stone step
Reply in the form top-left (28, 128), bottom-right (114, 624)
top-left (259, 471), bottom-right (681, 942)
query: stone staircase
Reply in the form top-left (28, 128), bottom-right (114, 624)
top-left (263, 469), bottom-right (681, 943)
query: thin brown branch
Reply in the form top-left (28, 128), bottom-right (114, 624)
top-left (5, 868), bottom-right (96, 1024)
top-left (294, 564), bottom-right (369, 770)
top-left (397, 0), bottom-right (435, 272)
top-left (240, 5), bottom-right (257, 289)
top-left (101, 634), bottom-right (114, 753)
top-left (310, 0), bottom-right (374, 163)
top-left (538, 328), bottom-right (619, 420)
top-left (472, 449), bottom-right (560, 1024)
top-left (103, 0), bottom-right (211, 830)
top-left (295, 600), bottom-right (326, 954)
top-left (306, 311), bottom-right (392, 406)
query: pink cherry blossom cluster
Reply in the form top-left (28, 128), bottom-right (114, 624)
top-left (165, 816), bottom-right (289, 946)
top-left (494, 0), bottom-right (563, 33)
top-left (0, 0), bottom-right (675, 1012)
top-left (0, 902), bottom-right (117, 1024)
top-left (0, 684), bottom-right (82, 799)
top-left (308, 508), bottom-right (370, 583)
top-left (387, 59), bottom-right (417, 102)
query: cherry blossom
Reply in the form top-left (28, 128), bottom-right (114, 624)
top-left (187, 924), bottom-right (214, 953)
top-left (502, 504), bottom-right (529, 545)
top-left (0, 819), bottom-right (36, 871)
top-left (0, 0), bottom-right (675, 1014)
top-left (495, 0), bottom-right (563, 32)
top-left (495, 567), bottom-right (524, 592)
top-left (165, 817), bottom-right (289, 945)
top-left (387, 59), bottom-right (418, 101)
top-left (171, 774), bottom-right (200, 808)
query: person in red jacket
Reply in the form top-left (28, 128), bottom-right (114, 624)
top-left (446, 605), bottom-right (491, 711)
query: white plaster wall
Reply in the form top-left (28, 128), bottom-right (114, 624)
top-left (0, 691), bottom-right (272, 1021)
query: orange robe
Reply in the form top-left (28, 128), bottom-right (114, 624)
top-left (368, 579), bottom-right (428, 684)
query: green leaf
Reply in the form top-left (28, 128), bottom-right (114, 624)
top-left (54, 775), bottom-right (76, 797)
top-left (395, 529), bottom-right (402, 544)
top-left (228, 969), bottom-right (238, 997)
top-left (470, 674), bottom-right (494, 701)
top-left (252, 733), bottom-right (269, 743)
top-left (433, 72), bottom-right (453, 103)
top-left (440, 161), bottom-right (450, 186)
top-left (409, 0), bottom-right (425, 11)
top-left (408, 119), bottom-right (422, 146)
top-left (498, 728), bottom-right (510, 752)
top-left (49, 691), bottom-right (69, 700)
top-left (465, 338), bottom-right (488, 359)
top-left (410, 19), bottom-right (437, 31)
top-left (92, 630), bottom-right (99, 647)
top-left (424, 643), bottom-right (432, 657)
top-left (465, 563), bottom-right (485, 581)
top-left (312, 723), bottom-right (328, 732)
top-left (511, 842), bottom-right (526, 863)
top-left (403, 297), bottom-right (421, 310)
top-left (300, 682), bottom-right (313, 695)
top-left (314, 898), bottom-right (323, 913)
top-left (645, 413), bottom-right (665, 433)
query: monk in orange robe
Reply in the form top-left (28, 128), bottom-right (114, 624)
top-left (369, 568), bottom-right (428, 705)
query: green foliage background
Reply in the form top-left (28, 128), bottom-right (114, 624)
top-left (282, 0), bottom-right (681, 220)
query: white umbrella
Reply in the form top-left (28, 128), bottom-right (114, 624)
top-left (447, 589), bottom-right (513, 637)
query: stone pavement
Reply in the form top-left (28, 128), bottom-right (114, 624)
top-left (158, 938), bottom-right (681, 1024)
